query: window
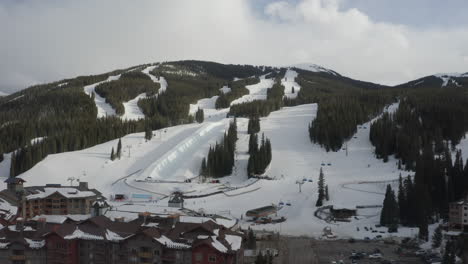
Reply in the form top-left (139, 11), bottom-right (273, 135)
top-left (195, 253), bottom-right (203, 261)
top-left (154, 250), bottom-right (160, 256)
top-left (13, 249), bottom-right (24, 255)
top-left (208, 255), bottom-right (217, 262)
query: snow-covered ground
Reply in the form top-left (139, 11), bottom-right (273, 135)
top-left (83, 75), bottom-right (120, 118)
top-left (230, 75), bottom-right (274, 105)
top-left (15, 101), bottom-right (415, 238)
top-left (281, 69), bottom-right (301, 99)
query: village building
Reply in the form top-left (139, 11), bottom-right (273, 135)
top-left (0, 214), bottom-right (244, 264)
top-left (448, 195), bottom-right (468, 232)
top-left (245, 205), bottom-right (277, 220)
top-left (330, 205), bottom-right (357, 221)
top-left (0, 178), bottom-right (107, 219)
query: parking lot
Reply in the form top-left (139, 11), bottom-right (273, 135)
top-left (253, 235), bottom-right (426, 264)
top-left (311, 239), bottom-right (424, 264)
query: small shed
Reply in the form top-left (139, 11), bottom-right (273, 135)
top-left (168, 192), bottom-right (184, 208)
top-left (246, 205), bottom-right (277, 219)
top-left (330, 205), bottom-right (357, 220)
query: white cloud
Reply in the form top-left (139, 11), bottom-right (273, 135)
top-left (0, 0), bottom-right (467, 92)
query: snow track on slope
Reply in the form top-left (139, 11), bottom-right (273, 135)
top-left (281, 69), bottom-right (301, 99)
top-left (84, 75), bottom-right (120, 118)
top-left (120, 65), bottom-right (168, 121)
top-left (230, 75), bottom-right (274, 105)
top-left (121, 93), bottom-right (148, 121)
top-left (142, 65), bottom-right (167, 94)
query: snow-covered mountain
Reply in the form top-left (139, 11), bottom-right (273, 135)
top-left (291, 63), bottom-right (340, 76)
top-left (433, 72), bottom-right (468, 87)
top-left (1, 60), bottom-right (467, 240)
top-left (397, 72), bottom-right (468, 89)
top-left (0, 91), bottom-right (7, 97)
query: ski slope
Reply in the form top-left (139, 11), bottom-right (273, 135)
top-left (12, 100), bottom-right (433, 238)
top-left (83, 75), bottom-right (120, 118)
top-left (121, 93), bottom-right (148, 121)
top-left (230, 75), bottom-right (275, 105)
top-left (142, 65), bottom-right (168, 94)
top-left (120, 65), bottom-right (168, 121)
top-left (281, 69), bottom-right (301, 99)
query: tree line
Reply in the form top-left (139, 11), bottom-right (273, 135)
top-left (200, 119), bottom-right (238, 178)
top-left (247, 116), bottom-right (272, 177)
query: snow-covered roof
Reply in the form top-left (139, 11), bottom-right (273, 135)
top-left (64, 227), bottom-right (104, 240)
top-left (331, 204), bottom-right (357, 210)
top-left (26, 187), bottom-right (97, 200)
top-left (105, 229), bottom-right (126, 242)
top-left (225, 235), bottom-right (242, 251)
top-left (0, 242), bottom-right (9, 249)
top-left (31, 214), bottom-right (91, 224)
top-left (24, 238), bottom-right (45, 249)
top-left (155, 235), bottom-right (191, 249)
top-left (7, 225), bottom-right (35, 232)
top-left (210, 236), bottom-right (228, 253)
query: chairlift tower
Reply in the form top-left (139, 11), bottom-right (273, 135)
top-left (67, 177), bottom-right (76, 186)
top-left (295, 180), bottom-right (304, 193)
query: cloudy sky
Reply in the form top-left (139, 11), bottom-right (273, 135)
top-left (1, 0), bottom-right (467, 93)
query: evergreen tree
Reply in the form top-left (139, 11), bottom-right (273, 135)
top-left (246, 228), bottom-right (256, 249)
top-left (397, 174), bottom-right (407, 224)
top-left (316, 167), bottom-right (325, 206)
top-left (248, 116), bottom-right (261, 134)
top-left (195, 108), bottom-right (204, 123)
top-left (380, 184), bottom-right (399, 226)
top-left (117, 138), bottom-right (122, 159)
top-left (247, 133), bottom-right (272, 177)
top-left (110, 147), bottom-right (115, 161)
top-left (432, 225), bottom-right (442, 249)
top-left (144, 126), bottom-right (152, 141)
top-left (202, 120), bottom-right (237, 178)
top-left (442, 241), bottom-right (456, 264)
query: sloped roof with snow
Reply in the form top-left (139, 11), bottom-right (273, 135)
top-left (26, 187), bottom-right (97, 200)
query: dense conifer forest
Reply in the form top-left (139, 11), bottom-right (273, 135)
top-left (200, 119), bottom-right (238, 178)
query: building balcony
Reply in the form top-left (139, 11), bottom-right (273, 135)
top-left (138, 252), bottom-right (153, 258)
top-left (10, 255), bottom-right (26, 261)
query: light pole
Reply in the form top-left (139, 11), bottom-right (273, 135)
top-left (126, 145), bottom-right (132, 158)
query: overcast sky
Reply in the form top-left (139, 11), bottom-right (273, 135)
top-left (1, 0), bottom-right (467, 93)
